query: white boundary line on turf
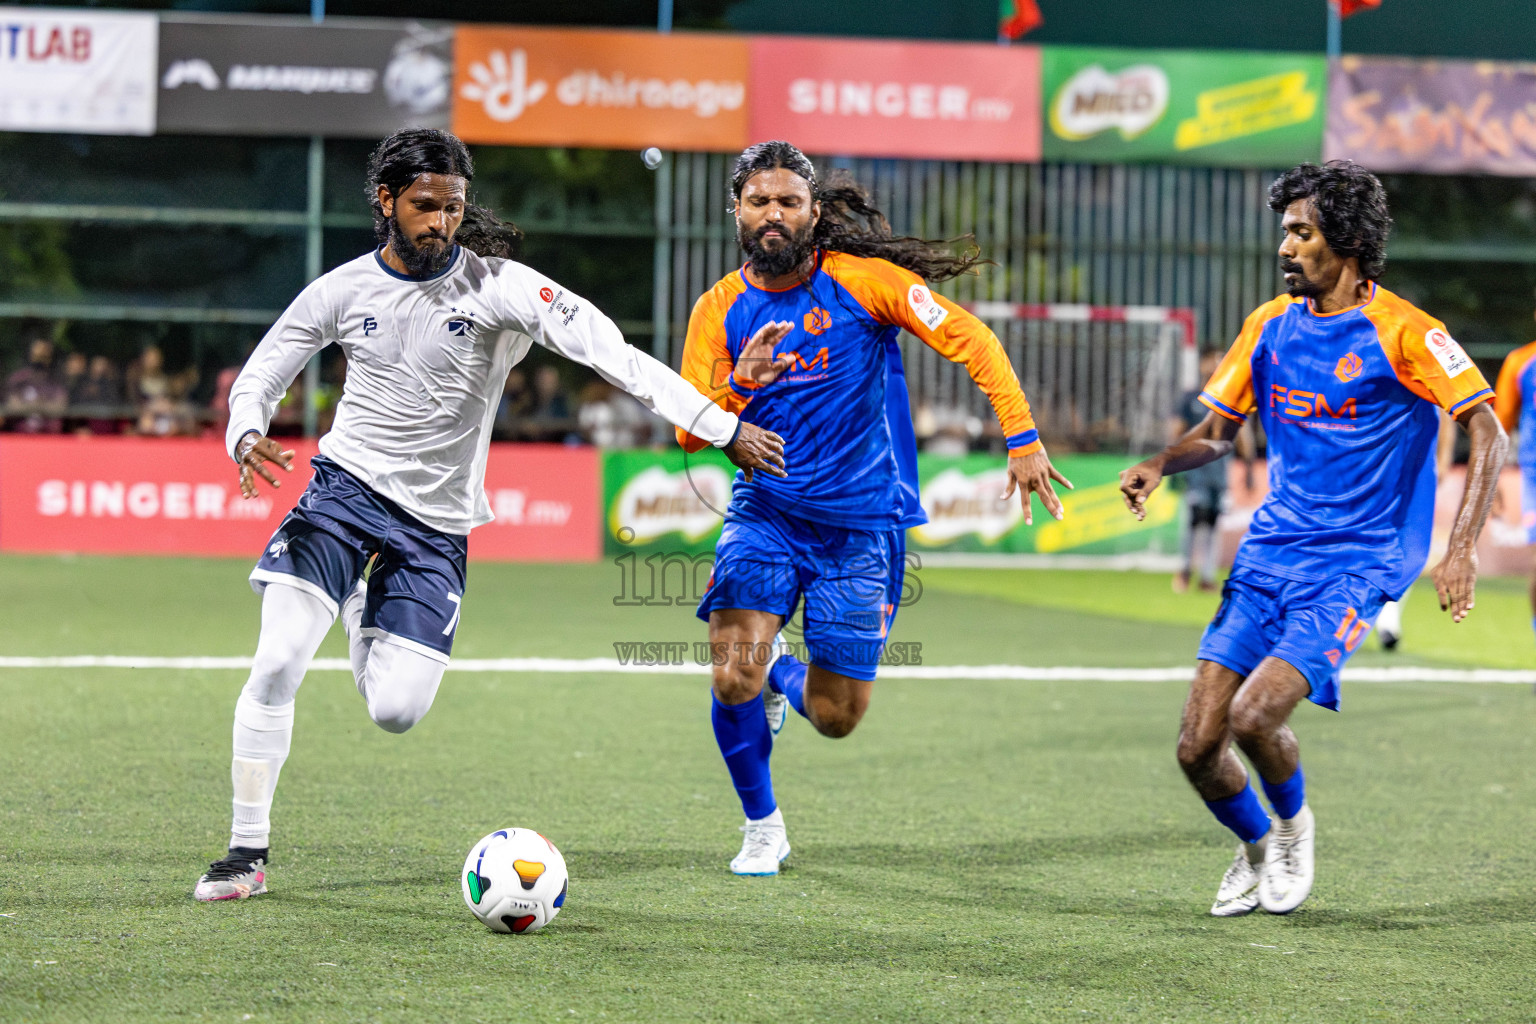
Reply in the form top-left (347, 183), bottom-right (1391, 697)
top-left (0, 656), bottom-right (1532, 684)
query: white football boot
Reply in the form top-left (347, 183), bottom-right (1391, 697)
top-left (194, 848), bottom-right (269, 901)
top-left (730, 809), bottom-right (790, 876)
top-left (761, 632), bottom-right (789, 738)
top-left (1259, 805), bottom-right (1315, 914)
top-left (1210, 836), bottom-right (1267, 917)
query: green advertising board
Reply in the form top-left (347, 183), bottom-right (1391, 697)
top-left (1041, 46), bottom-right (1325, 166)
top-left (602, 450), bottom-right (1180, 558)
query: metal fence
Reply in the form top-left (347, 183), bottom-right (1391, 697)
top-left (653, 155), bottom-right (1284, 451)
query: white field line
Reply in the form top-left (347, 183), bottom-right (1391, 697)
top-left (0, 656), bottom-right (1532, 684)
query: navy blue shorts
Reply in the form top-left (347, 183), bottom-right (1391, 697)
top-left (1197, 567), bottom-right (1390, 710)
top-left (251, 455), bottom-right (468, 662)
top-left (696, 503), bottom-right (905, 682)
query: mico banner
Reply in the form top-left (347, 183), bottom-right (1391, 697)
top-left (0, 6), bottom-right (157, 135)
top-left (0, 437), bottom-right (600, 563)
top-left (748, 36), bottom-right (1041, 162)
top-left (156, 15), bottom-right (452, 137)
top-left (452, 25), bottom-right (749, 151)
top-left (1326, 56), bottom-right (1536, 176)
top-left (1041, 46), bottom-right (1325, 166)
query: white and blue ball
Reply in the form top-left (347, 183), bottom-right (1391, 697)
top-left (461, 828), bottom-right (569, 934)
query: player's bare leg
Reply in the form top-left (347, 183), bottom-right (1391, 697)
top-left (1177, 660), bottom-right (1271, 916)
top-left (802, 665), bottom-right (872, 739)
top-left (709, 608), bottom-right (791, 875)
top-left (1228, 657), bottom-right (1315, 914)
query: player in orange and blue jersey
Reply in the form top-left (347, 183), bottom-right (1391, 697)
top-left (676, 141), bottom-right (1071, 876)
top-left (1493, 328), bottom-right (1536, 641)
top-left (1121, 161), bottom-right (1507, 918)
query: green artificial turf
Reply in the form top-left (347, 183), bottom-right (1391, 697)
top-left (2, 554), bottom-right (1534, 1022)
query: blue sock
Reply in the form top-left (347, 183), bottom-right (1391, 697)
top-left (767, 652), bottom-right (809, 719)
top-left (1261, 766), bottom-right (1306, 820)
top-left (1204, 784), bottom-right (1272, 844)
top-left (710, 692), bottom-right (776, 820)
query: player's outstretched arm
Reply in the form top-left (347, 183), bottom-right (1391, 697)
top-left (1119, 410), bottom-right (1242, 522)
top-left (1431, 403), bottom-right (1509, 622)
top-left (233, 430), bottom-right (296, 498)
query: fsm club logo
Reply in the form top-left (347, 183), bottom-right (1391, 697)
top-left (1334, 352), bottom-right (1362, 383)
top-left (803, 307), bottom-right (831, 335)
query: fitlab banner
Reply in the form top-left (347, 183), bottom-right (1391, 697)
top-left (1041, 46), bottom-right (1325, 166)
top-left (602, 449), bottom-right (1179, 559)
top-left (748, 36), bottom-right (1041, 162)
top-left (1325, 56), bottom-right (1536, 176)
top-left (156, 15), bottom-right (452, 137)
top-left (0, 437), bottom-right (599, 563)
top-left (0, 7), bottom-right (157, 135)
top-left (452, 25), bottom-right (749, 151)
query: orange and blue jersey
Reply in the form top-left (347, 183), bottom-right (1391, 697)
top-left (1494, 340), bottom-right (1536, 468)
top-left (676, 249), bottom-right (1042, 530)
top-left (1200, 283), bottom-right (1493, 599)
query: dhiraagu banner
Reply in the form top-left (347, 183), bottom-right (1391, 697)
top-left (1041, 46), bottom-right (1324, 166)
top-left (603, 449), bottom-right (1179, 558)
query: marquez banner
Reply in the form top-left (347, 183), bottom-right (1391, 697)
top-left (452, 25), bottom-right (749, 151)
top-left (1325, 56), bottom-right (1536, 176)
top-left (0, 437), bottom-right (599, 563)
top-left (1042, 46), bottom-right (1325, 166)
top-left (156, 15), bottom-right (452, 137)
top-left (748, 36), bottom-right (1041, 162)
top-left (0, 7), bottom-right (157, 135)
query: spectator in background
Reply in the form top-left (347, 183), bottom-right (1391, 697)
top-left (494, 366), bottom-right (531, 439)
top-left (528, 363), bottom-right (574, 443)
top-left (913, 400), bottom-right (981, 456)
top-left (71, 354), bottom-right (125, 435)
top-left (578, 379), bottom-right (657, 448)
top-left (128, 344), bottom-right (171, 405)
top-left (60, 350), bottom-right (87, 400)
top-left (1171, 350), bottom-right (1253, 593)
top-left (5, 335), bottom-right (67, 433)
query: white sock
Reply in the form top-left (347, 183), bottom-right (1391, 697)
top-left (1377, 599), bottom-right (1402, 635)
top-left (342, 578), bottom-right (371, 692)
top-left (230, 694), bottom-right (294, 849)
top-left (357, 638), bottom-right (448, 734)
top-left (749, 807), bottom-right (785, 829)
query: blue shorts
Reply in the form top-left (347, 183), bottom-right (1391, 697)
top-left (1197, 567), bottom-right (1390, 711)
top-left (696, 503), bottom-right (905, 682)
top-left (251, 455), bottom-right (468, 662)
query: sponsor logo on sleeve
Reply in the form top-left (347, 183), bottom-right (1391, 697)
top-left (1425, 327), bottom-right (1472, 378)
top-left (907, 284), bottom-right (949, 331)
top-left (542, 287), bottom-right (581, 327)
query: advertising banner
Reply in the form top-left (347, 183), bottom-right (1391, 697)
top-left (0, 7), bottom-right (156, 135)
top-left (453, 26), bottom-right (749, 151)
top-left (1325, 56), bottom-right (1536, 176)
top-left (602, 449), bottom-right (1179, 559)
top-left (0, 437), bottom-right (599, 563)
top-left (1041, 46), bottom-right (1325, 166)
top-left (748, 37), bottom-right (1040, 162)
top-left (156, 16), bottom-right (452, 137)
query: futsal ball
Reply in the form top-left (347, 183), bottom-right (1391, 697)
top-left (641, 146), bottom-right (664, 169)
top-left (461, 828), bottom-right (569, 934)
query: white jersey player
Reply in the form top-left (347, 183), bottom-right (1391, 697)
top-left (195, 128), bottom-right (786, 901)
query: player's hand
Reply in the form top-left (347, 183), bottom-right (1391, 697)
top-left (1119, 458), bottom-right (1166, 521)
top-left (236, 431), bottom-right (296, 498)
top-left (1431, 547), bottom-right (1479, 623)
top-left (724, 421), bottom-right (786, 482)
top-left (1004, 450), bottom-right (1072, 526)
top-left (733, 321), bottom-right (796, 388)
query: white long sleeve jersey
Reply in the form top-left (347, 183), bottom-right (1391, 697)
top-left (226, 246), bottom-right (740, 535)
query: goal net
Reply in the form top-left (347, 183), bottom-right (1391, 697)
top-left (902, 303), bottom-right (1198, 456)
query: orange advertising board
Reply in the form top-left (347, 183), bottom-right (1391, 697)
top-left (452, 25), bottom-right (749, 151)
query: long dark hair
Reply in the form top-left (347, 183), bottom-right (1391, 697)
top-left (365, 127), bottom-right (475, 245)
top-left (729, 140), bottom-right (989, 282)
top-left (455, 202), bottom-right (523, 260)
top-left (1269, 160), bottom-right (1392, 280)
